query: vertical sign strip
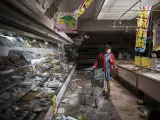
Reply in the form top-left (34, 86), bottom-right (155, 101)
top-left (77, 0), bottom-right (94, 17)
top-left (153, 25), bottom-right (160, 51)
top-left (135, 6), bottom-right (152, 53)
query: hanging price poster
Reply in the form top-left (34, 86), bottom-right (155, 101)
top-left (135, 6), bottom-right (152, 52)
top-left (77, 0), bottom-right (94, 17)
top-left (153, 25), bottom-right (160, 51)
top-left (56, 12), bottom-right (78, 33)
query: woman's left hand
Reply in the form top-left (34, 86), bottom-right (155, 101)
top-left (110, 58), bottom-right (113, 63)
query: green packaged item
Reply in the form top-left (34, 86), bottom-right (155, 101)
top-left (76, 114), bottom-right (86, 120)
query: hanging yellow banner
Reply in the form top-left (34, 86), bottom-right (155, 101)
top-left (135, 6), bottom-right (152, 53)
top-left (77, 0), bottom-right (94, 17)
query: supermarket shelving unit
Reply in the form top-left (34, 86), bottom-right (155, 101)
top-left (0, 1), bottom-right (75, 120)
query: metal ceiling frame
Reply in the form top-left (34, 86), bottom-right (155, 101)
top-left (98, 0), bottom-right (160, 20)
top-left (112, 0), bottom-right (141, 26)
top-left (93, 0), bottom-right (106, 20)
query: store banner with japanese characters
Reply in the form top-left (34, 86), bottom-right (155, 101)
top-left (153, 25), bottom-right (160, 51)
top-left (77, 0), bottom-right (94, 17)
top-left (56, 12), bottom-right (78, 33)
top-left (135, 6), bottom-right (152, 52)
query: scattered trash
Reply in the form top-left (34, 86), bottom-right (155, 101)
top-left (138, 106), bottom-right (149, 119)
top-left (70, 94), bottom-right (79, 98)
top-left (47, 80), bottom-right (63, 88)
top-left (56, 115), bottom-right (66, 120)
top-left (36, 92), bottom-right (52, 99)
top-left (137, 100), bottom-right (146, 105)
top-left (57, 108), bottom-right (65, 114)
top-left (126, 113), bottom-right (133, 116)
top-left (76, 114), bottom-right (86, 120)
top-left (61, 98), bottom-right (69, 104)
top-left (56, 115), bottom-right (78, 120)
top-left (79, 105), bottom-right (85, 113)
top-left (33, 106), bottom-right (48, 112)
top-left (69, 97), bottom-right (79, 104)
top-left (66, 116), bottom-right (78, 120)
top-left (72, 79), bottom-right (81, 82)
top-left (139, 113), bottom-right (147, 119)
top-left (138, 106), bottom-right (149, 113)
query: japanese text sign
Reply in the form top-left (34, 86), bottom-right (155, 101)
top-left (135, 6), bottom-right (151, 52)
top-left (77, 0), bottom-right (94, 17)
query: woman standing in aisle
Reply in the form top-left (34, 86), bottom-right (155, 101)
top-left (93, 45), bottom-right (116, 98)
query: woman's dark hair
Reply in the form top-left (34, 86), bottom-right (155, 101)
top-left (105, 45), bottom-right (111, 51)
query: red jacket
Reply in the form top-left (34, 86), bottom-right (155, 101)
top-left (93, 53), bottom-right (116, 71)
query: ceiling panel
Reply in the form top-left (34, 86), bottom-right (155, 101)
top-left (98, 0), bottom-right (160, 20)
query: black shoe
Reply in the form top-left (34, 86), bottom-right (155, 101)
top-left (102, 90), bottom-right (107, 96)
top-left (105, 91), bottom-right (110, 99)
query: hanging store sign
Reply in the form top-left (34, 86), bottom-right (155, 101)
top-left (153, 25), bottom-right (160, 51)
top-left (77, 0), bottom-right (94, 17)
top-left (56, 12), bottom-right (78, 33)
top-left (153, 29), bottom-right (160, 51)
top-left (135, 6), bottom-right (152, 53)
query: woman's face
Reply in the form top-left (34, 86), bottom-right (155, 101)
top-left (106, 49), bottom-right (111, 54)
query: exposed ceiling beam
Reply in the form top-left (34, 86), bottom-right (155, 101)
top-left (92, 0), bottom-right (105, 20)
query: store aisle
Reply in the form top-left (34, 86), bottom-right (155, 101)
top-left (57, 70), bottom-right (143, 120)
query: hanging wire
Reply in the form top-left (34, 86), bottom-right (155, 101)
top-left (139, 0), bottom-right (142, 10)
top-left (112, 0), bottom-right (141, 26)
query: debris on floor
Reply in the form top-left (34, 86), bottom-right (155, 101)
top-left (57, 70), bottom-right (152, 120)
top-left (67, 116), bottom-right (78, 120)
top-left (57, 108), bottom-right (65, 114)
top-left (138, 106), bottom-right (149, 119)
top-left (137, 100), bottom-right (147, 105)
top-left (58, 71), bottom-right (122, 120)
top-left (56, 115), bottom-right (78, 120)
top-left (61, 98), bottom-right (70, 104)
top-left (139, 113), bottom-right (147, 119)
top-left (76, 114), bottom-right (86, 120)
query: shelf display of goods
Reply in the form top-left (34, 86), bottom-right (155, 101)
top-left (146, 57), bottom-right (151, 68)
top-left (142, 57), bottom-right (147, 67)
top-left (135, 56), bottom-right (151, 68)
top-left (134, 56), bottom-right (138, 65)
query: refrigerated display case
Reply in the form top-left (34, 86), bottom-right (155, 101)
top-left (117, 63), bottom-right (160, 103)
top-left (0, 28), bottom-right (75, 120)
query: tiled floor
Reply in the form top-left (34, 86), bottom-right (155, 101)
top-left (110, 79), bottom-right (143, 120)
top-left (57, 70), bottom-right (144, 120)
